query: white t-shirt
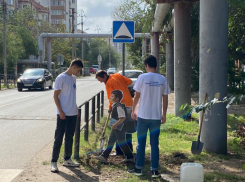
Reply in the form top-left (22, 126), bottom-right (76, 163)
top-left (133, 72), bottom-right (170, 120)
top-left (54, 72), bottom-right (78, 116)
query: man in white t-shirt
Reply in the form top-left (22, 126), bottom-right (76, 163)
top-left (50, 59), bottom-right (83, 173)
top-left (128, 55), bottom-right (170, 178)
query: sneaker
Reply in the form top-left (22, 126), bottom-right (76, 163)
top-left (51, 162), bottom-right (58, 173)
top-left (127, 167), bottom-right (142, 176)
top-left (151, 170), bottom-right (161, 178)
top-left (110, 152), bottom-right (123, 156)
top-left (94, 155), bottom-right (108, 163)
top-left (63, 159), bottom-right (80, 167)
top-left (121, 157), bottom-right (135, 163)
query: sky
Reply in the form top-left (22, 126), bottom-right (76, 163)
top-left (77, 0), bottom-right (122, 34)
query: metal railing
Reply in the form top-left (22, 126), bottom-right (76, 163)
top-left (74, 90), bottom-right (104, 159)
top-left (0, 73), bottom-right (16, 90)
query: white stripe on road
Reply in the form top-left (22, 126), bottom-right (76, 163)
top-left (0, 93), bottom-right (47, 108)
top-left (0, 169), bottom-right (23, 182)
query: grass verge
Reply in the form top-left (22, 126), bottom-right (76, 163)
top-left (53, 113), bottom-right (245, 182)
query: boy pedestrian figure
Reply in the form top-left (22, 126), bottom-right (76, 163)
top-left (96, 70), bottom-right (133, 155)
top-left (51, 59), bottom-right (83, 173)
top-left (128, 55), bottom-right (170, 178)
top-left (94, 90), bottom-right (134, 163)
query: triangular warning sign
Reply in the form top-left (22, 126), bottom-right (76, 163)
top-left (114, 23), bottom-right (133, 39)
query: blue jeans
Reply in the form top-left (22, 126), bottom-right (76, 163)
top-left (135, 117), bottom-right (161, 171)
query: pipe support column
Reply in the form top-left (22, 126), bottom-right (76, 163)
top-left (47, 38), bottom-right (52, 71)
top-left (200, 0), bottom-right (228, 154)
top-left (151, 33), bottom-right (160, 73)
top-left (166, 33), bottom-right (174, 90)
top-left (174, 1), bottom-right (191, 116)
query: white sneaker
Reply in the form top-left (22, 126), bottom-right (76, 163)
top-left (63, 159), bottom-right (80, 167)
top-left (51, 162), bottom-right (58, 173)
top-left (94, 155), bottom-right (107, 162)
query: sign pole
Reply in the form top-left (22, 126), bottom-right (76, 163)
top-left (122, 43), bottom-right (125, 76)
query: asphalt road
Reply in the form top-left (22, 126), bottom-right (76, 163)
top-left (0, 75), bottom-right (105, 181)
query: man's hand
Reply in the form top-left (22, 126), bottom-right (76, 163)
top-left (161, 115), bottom-right (166, 124)
top-left (59, 111), bottom-right (66, 120)
top-left (111, 124), bottom-right (117, 130)
top-left (131, 111), bottom-right (137, 120)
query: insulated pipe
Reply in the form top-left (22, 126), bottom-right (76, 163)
top-left (152, 4), bottom-right (171, 32)
top-left (38, 33), bottom-right (151, 63)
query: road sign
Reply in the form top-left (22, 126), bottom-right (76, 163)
top-left (57, 55), bottom-right (64, 65)
top-left (113, 21), bottom-right (135, 43)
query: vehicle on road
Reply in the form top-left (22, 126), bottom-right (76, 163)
top-left (89, 67), bottom-right (95, 74)
top-left (118, 70), bottom-right (143, 97)
top-left (92, 65), bottom-right (99, 72)
top-left (107, 68), bottom-right (116, 75)
top-left (17, 68), bottom-right (53, 91)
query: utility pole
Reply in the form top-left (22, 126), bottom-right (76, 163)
top-left (71, 8), bottom-right (75, 60)
top-left (109, 38), bottom-right (111, 68)
top-left (81, 10), bottom-right (84, 61)
top-left (2, 1), bottom-right (7, 86)
top-left (37, 12), bottom-right (40, 68)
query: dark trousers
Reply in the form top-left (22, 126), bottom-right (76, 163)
top-left (51, 115), bottom-right (77, 162)
top-left (102, 126), bottom-right (133, 159)
top-left (116, 133), bottom-right (133, 155)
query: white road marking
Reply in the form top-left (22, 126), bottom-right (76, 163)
top-left (0, 169), bottom-right (23, 182)
top-left (0, 93), bottom-right (47, 108)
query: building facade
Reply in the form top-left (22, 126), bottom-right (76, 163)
top-left (0, 0), bottom-right (77, 32)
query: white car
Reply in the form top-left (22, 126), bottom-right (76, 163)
top-left (118, 70), bottom-right (143, 97)
top-left (107, 68), bottom-right (116, 75)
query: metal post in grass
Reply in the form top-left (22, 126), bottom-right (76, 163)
top-left (74, 108), bottom-right (81, 159)
top-left (97, 92), bottom-right (100, 123)
top-left (92, 96), bottom-right (95, 131)
top-left (84, 101), bottom-right (89, 141)
top-left (101, 90), bottom-right (104, 117)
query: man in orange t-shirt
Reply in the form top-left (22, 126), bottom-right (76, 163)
top-left (96, 70), bottom-right (133, 155)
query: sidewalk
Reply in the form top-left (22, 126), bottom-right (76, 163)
top-left (12, 93), bottom-right (178, 182)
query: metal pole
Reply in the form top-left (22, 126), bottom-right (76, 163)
top-left (97, 93), bottom-right (100, 123)
top-left (37, 13), bottom-right (39, 68)
top-left (71, 8), bottom-right (75, 60)
top-left (84, 102), bottom-right (89, 141)
top-left (92, 96), bottom-right (95, 131)
top-left (122, 43), bottom-right (125, 76)
top-left (47, 38), bottom-right (52, 71)
top-left (166, 33), bottom-right (174, 91)
top-left (109, 38), bottom-right (111, 67)
top-left (151, 33), bottom-right (160, 73)
top-left (3, 1), bottom-right (7, 86)
top-left (74, 108), bottom-right (81, 159)
top-left (101, 90), bottom-right (104, 117)
top-left (81, 10), bottom-right (84, 61)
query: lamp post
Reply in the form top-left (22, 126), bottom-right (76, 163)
top-left (2, 0), bottom-right (7, 86)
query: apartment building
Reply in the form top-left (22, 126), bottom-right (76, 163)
top-left (47, 0), bottom-right (77, 32)
top-left (0, 0), bottom-right (77, 32)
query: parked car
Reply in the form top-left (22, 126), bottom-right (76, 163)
top-left (107, 68), bottom-right (116, 75)
top-left (17, 68), bottom-right (53, 91)
top-left (92, 65), bottom-right (99, 72)
top-left (89, 67), bottom-right (95, 74)
top-left (118, 70), bottom-right (143, 97)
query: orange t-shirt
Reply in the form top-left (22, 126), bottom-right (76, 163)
top-left (105, 73), bottom-right (133, 110)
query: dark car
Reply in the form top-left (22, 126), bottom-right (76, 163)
top-left (89, 67), bottom-right (95, 74)
top-left (17, 68), bottom-right (53, 91)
